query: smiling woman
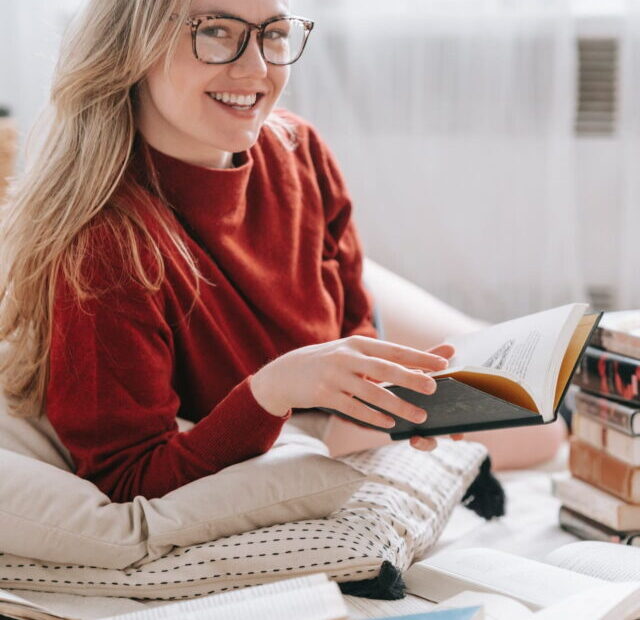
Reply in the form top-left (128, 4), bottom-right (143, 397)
top-left (0, 0), bottom-right (462, 503)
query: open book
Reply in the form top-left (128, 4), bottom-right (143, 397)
top-left (434, 585), bottom-right (640, 620)
top-left (405, 541), bottom-right (640, 619)
top-left (0, 573), bottom-right (348, 620)
top-left (321, 303), bottom-right (601, 437)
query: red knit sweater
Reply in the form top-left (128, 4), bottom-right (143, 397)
top-left (46, 111), bottom-right (377, 502)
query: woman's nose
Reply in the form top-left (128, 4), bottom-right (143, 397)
top-left (229, 31), bottom-right (268, 79)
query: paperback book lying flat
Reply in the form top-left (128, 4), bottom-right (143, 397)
top-left (320, 303), bottom-right (602, 438)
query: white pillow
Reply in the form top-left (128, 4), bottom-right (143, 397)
top-left (0, 404), bottom-right (366, 569)
top-left (0, 439), bottom-right (488, 600)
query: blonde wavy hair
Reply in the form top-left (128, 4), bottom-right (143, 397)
top-left (0, 0), bottom-right (297, 419)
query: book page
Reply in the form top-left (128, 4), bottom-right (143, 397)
top-left (430, 303), bottom-right (587, 421)
top-left (344, 593), bottom-right (437, 619)
top-left (544, 541), bottom-right (640, 582)
top-left (404, 547), bottom-right (606, 610)
top-left (437, 591), bottom-right (533, 620)
top-left (103, 574), bottom-right (345, 620)
top-left (167, 582), bottom-right (348, 620)
top-left (534, 581), bottom-right (640, 620)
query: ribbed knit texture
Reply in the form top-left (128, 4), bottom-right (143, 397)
top-left (46, 110), bottom-right (377, 502)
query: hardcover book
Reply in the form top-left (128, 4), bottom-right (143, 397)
top-left (569, 438), bottom-right (640, 504)
top-left (552, 473), bottom-right (640, 531)
top-left (573, 347), bottom-right (640, 407)
top-left (590, 310), bottom-right (640, 359)
top-left (572, 412), bottom-right (640, 466)
top-left (320, 303), bottom-right (601, 438)
top-left (573, 389), bottom-right (640, 436)
top-left (559, 506), bottom-right (640, 546)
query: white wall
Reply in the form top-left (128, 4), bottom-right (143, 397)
top-left (0, 0), bottom-right (84, 163)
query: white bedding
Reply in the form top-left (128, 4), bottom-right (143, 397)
top-left (6, 445), bottom-right (577, 620)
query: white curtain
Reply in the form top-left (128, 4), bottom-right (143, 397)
top-left (618, 0), bottom-right (640, 309)
top-left (0, 0), bottom-right (84, 164)
top-left (285, 0), bottom-right (585, 322)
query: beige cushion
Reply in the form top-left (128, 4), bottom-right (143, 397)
top-left (0, 400), bottom-right (366, 570)
top-left (0, 439), bottom-right (488, 600)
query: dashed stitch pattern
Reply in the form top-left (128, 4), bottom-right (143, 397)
top-left (0, 439), bottom-right (486, 600)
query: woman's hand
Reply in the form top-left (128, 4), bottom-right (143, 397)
top-left (250, 335), bottom-right (451, 430)
top-left (408, 343), bottom-right (464, 452)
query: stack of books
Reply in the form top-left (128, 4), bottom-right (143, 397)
top-left (553, 310), bottom-right (640, 546)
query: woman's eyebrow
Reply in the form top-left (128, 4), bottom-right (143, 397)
top-left (190, 9), bottom-right (290, 20)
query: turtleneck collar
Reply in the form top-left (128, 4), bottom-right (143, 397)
top-left (130, 136), bottom-right (255, 234)
top-left (151, 139), bottom-right (252, 211)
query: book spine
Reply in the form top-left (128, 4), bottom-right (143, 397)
top-left (590, 327), bottom-right (604, 349)
top-left (552, 475), bottom-right (640, 531)
top-left (569, 438), bottom-right (640, 504)
top-left (573, 412), bottom-right (640, 466)
top-left (573, 390), bottom-right (639, 436)
top-left (598, 326), bottom-right (640, 361)
top-left (573, 347), bottom-right (640, 408)
top-left (558, 506), bottom-right (635, 544)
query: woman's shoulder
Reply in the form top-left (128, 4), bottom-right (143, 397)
top-left (54, 207), bottom-right (166, 313)
top-left (258, 108), bottom-right (341, 176)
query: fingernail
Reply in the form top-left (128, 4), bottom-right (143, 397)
top-left (437, 357), bottom-right (449, 368)
top-left (414, 410), bottom-right (427, 423)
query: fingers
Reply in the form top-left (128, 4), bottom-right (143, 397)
top-left (427, 343), bottom-right (456, 360)
top-left (343, 375), bottom-right (428, 425)
top-left (352, 356), bottom-right (437, 394)
top-left (410, 436), bottom-right (437, 451)
top-left (332, 393), bottom-right (396, 430)
top-left (347, 336), bottom-right (449, 373)
top-left (410, 434), bottom-right (464, 452)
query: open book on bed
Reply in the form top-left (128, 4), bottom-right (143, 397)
top-left (406, 541), bottom-right (640, 619)
top-left (0, 574), bottom-right (348, 620)
top-left (320, 303), bottom-right (601, 438)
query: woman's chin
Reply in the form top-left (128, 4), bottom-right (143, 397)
top-left (207, 133), bottom-right (260, 155)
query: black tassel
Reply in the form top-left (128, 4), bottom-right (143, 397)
top-left (461, 456), bottom-right (506, 520)
top-left (339, 560), bottom-right (406, 599)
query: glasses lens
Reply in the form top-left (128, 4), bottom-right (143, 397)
top-left (262, 19), bottom-right (307, 65)
top-left (196, 18), bottom-right (247, 63)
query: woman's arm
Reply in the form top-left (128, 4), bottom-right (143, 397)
top-left (362, 257), bottom-right (567, 469)
top-left (46, 255), bottom-right (290, 502)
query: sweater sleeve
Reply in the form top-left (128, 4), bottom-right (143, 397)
top-left (306, 124), bottom-right (378, 339)
top-left (46, 261), bottom-right (291, 503)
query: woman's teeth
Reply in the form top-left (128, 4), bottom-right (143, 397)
top-left (209, 92), bottom-right (258, 110)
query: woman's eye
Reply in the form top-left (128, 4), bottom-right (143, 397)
top-left (201, 26), bottom-right (230, 39)
top-left (264, 29), bottom-right (288, 41)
